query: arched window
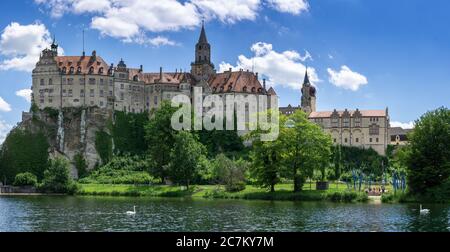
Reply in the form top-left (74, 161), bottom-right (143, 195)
top-left (133, 75), bottom-right (139, 81)
top-left (243, 86), bottom-right (247, 92)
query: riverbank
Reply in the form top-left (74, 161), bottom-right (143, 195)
top-left (76, 183), bottom-right (370, 203)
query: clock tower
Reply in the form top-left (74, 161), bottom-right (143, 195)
top-left (191, 22), bottom-right (215, 81)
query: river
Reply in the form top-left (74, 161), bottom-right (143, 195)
top-left (0, 196), bottom-right (449, 232)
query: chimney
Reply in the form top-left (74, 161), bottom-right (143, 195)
top-left (229, 68), bottom-right (232, 72)
top-left (159, 67), bottom-right (163, 80)
top-left (256, 72), bottom-right (259, 80)
top-left (263, 79), bottom-right (266, 90)
top-left (139, 65), bottom-right (143, 72)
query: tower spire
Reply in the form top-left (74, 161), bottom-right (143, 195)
top-left (303, 67), bottom-right (310, 86)
top-left (198, 20), bottom-right (208, 44)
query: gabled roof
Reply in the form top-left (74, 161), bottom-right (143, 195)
top-left (55, 55), bottom-right (110, 76)
top-left (208, 70), bottom-right (265, 94)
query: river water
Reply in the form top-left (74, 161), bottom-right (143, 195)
top-left (0, 196), bottom-right (449, 232)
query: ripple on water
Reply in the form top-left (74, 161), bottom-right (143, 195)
top-left (1, 196), bottom-right (450, 232)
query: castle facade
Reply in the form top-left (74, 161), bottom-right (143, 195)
top-left (32, 24), bottom-right (277, 116)
top-left (280, 71), bottom-right (390, 155)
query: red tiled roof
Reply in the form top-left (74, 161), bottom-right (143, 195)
top-left (309, 110), bottom-right (386, 118)
top-left (55, 56), bottom-right (110, 76)
top-left (127, 68), bottom-right (193, 85)
top-left (208, 70), bottom-right (265, 94)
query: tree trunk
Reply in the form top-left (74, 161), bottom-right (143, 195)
top-left (270, 184), bottom-right (275, 193)
top-left (294, 175), bottom-right (302, 192)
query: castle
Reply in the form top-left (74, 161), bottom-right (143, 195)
top-left (280, 70), bottom-right (390, 155)
top-left (32, 23), bottom-right (277, 115)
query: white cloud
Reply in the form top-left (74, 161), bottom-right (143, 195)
top-left (0, 120), bottom-right (13, 144)
top-left (0, 22), bottom-right (62, 72)
top-left (0, 97), bottom-right (12, 112)
top-left (35, 0), bottom-right (309, 45)
top-left (192, 0), bottom-right (260, 23)
top-left (327, 65), bottom-right (368, 91)
top-left (219, 42), bottom-right (319, 90)
top-left (390, 121), bottom-right (415, 129)
top-left (16, 89), bottom-right (32, 103)
top-left (266, 0), bottom-right (309, 15)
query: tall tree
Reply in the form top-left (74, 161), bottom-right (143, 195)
top-left (168, 131), bottom-right (207, 190)
top-left (406, 107), bottom-right (450, 195)
top-left (0, 129), bottom-right (49, 183)
top-left (280, 110), bottom-right (332, 192)
top-left (144, 101), bottom-right (178, 183)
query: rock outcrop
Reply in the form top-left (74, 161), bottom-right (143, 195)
top-left (17, 107), bottom-right (112, 178)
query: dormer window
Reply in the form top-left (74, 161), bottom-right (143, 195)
top-left (99, 67), bottom-right (104, 74)
top-left (258, 88), bottom-right (262, 93)
top-left (62, 67), bottom-right (67, 73)
top-left (77, 67), bottom-right (82, 73)
top-left (228, 85), bottom-right (232, 91)
top-left (69, 67), bottom-right (74, 74)
top-left (220, 86), bottom-right (224, 92)
top-left (251, 87), bottom-right (256, 93)
top-left (133, 75), bottom-right (138, 81)
top-left (89, 67), bottom-right (94, 74)
top-left (243, 86), bottom-right (247, 92)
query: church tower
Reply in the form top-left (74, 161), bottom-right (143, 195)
top-left (301, 68), bottom-right (316, 114)
top-left (191, 22), bottom-right (215, 81)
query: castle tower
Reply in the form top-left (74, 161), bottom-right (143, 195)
top-left (191, 21), bottom-right (215, 81)
top-left (50, 36), bottom-right (58, 56)
top-left (301, 68), bottom-right (316, 114)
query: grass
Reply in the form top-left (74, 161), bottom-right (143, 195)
top-left (77, 182), bottom-right (370, 203)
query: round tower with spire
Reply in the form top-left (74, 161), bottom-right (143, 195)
top-left (191, 21), bottom-right (215, 81)
top-left (301, 68), bottom-right (316, 114)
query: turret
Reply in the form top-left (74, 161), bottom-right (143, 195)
top-left (191, 21), bottom-right (215, 81)
top-left (301, 68), bottom-right (316, 114)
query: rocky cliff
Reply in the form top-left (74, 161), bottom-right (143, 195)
top-left (18, 107), bottom-right (112, 178)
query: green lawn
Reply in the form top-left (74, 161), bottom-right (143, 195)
top-left (77, 182), bottom-right (377, 202)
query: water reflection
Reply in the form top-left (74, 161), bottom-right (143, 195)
top-left (0, 196), bottom-right (449, 232)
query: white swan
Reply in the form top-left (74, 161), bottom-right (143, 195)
top-left (126, 206), bottom-right (136, 215)
top-left (419, 204), bottom-right (430, 214)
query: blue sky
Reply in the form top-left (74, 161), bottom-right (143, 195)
top-left (0, 0), bottom-right (449, 142)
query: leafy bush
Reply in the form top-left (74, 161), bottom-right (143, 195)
top-left (13, 172), bottom-right (37, 187)
top-left (225, 181), bottom-right (246, 192)
top-left (40, 157), bottom-right (75, 193)
top-left (78, 155), bottom-right (156, 185)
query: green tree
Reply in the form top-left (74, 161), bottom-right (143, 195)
top-left (280, 110), bottom-right (332, 192)
top-left (168, 131), bottom-right (207, 190)
top-left (0, 129), bottom-right (49, 183)
top-left (247, 109), bottom-right (283, 192)
top-left (212, 154), bottom-right (248, 192)
top-left (41, 157), bottom-right (75, 193)
top-left (406, 107), bottom-right (450, 195)
top-left (145, 101), bottom-right (178, 183)
top-left (73, 153), bottom-right (88, 179)
top-left (95, 130), bottom-right (113, 164)
top-left (113, 111), bottom-right (149, 154)
top-left (13, 172), bottom-right (38, 187)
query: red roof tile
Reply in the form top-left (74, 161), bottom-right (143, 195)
top-left (309, 110), bottom-right (386, 118)
top-left (55, 56), bottom-right (110, 76)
